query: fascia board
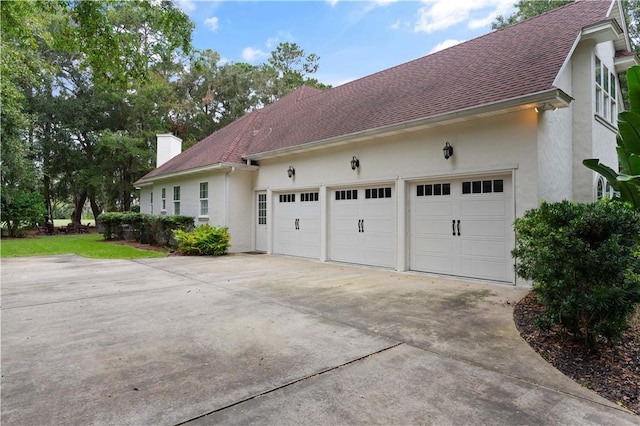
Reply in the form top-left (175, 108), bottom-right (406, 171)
top-left (134, 162), bottom-right (258, 188)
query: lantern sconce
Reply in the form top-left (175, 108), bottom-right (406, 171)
top-left (287, 165), bottom-right (295, 178)
top-left (350, 156), bottom-right (360, 171)
top-left (443, 142), bottom-right (454, 160)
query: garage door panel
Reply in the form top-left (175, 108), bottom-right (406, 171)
top-left (460, 199), bottom-right (507, 216)
top-left (410, 176), bottom-right (513, 282)
top-left (274, 192), bottom-right (320, 259)
top-left (414, 200), bottom-right (453, 216)
top-left (461, 219), bottom-right (506, 237)
top-left (460, 258), bottom-right (508, 281)
top-left (330, 186), bottom-right (396, 268)
top-left (460, 239), bottom-right (506, 258)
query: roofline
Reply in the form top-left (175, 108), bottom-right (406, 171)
top-left (134, 162), bottom-right (258, 187)
top-left (245, 88), bottom-right (572, 160)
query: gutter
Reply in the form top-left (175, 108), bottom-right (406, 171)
top-left (134, 162), bottom-right (258, 188)
top-left (245, 88), bottom-right (572, 160)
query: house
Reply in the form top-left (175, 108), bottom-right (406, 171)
top-left (135, 0), bottom-right (637, 285)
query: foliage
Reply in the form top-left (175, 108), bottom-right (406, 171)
top-left (584, 66), bottom-right (640, 210)
top-left (512, 200), bottom-right (640, 346)
top-left (492, 0), bottom-right (573, 30)
top-left (1, 189), bottom-right (47, 238)
top-left (0, 234), bottom-right (163, 259)
top-left (97, 212), bottom-right (194, 248)
top-left (173, 225), bottom-right (230, 256)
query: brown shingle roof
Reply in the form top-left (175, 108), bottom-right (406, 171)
top-left (137, 0), bottom-right (612, 183)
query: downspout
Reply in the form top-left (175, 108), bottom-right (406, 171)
top-left (224, 166), bottom-right (236, 226)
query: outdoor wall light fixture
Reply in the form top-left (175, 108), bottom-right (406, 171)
top-left (443, 142), bottom-right (454, 160)
top-left (287, 165), bottom-right (295, 178)
top-left (351, 156), bottom-right (360, 171)
top-left (535, 103), bottom-right (557, 113)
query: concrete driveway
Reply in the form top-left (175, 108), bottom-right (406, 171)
top-left (1, 254), bottom-right (637, 425)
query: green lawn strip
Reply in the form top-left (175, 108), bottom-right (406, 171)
top-left (0, 234), bottom-right (164, 259)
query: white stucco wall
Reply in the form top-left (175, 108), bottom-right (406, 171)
top-left (137, 168), bottom-right (255, 253)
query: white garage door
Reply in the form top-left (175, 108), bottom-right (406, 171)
top-left (330, 186), bottom-right (396, 268)
top-left (410, 175), bottom-right (513, 282)
top-left (274, 191), bottom-right (320, 259)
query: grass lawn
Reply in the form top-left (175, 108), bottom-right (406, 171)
top-left (0, 234), bottom-right (165, 259)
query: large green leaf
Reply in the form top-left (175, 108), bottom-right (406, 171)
top-left (627, 65), bottom-right (640, 114)
top-left (617, 111), bottom-right (640, 154)
top-left (583, 159), bottom-right (621, 191)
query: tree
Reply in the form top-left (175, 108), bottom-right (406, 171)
top-left (492, 0), bottom-right (572, 30)
top-left (1, 189), bottom-right (47, 237)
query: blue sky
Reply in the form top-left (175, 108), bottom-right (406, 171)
top-left (175, 0), bottom-right (517, 87)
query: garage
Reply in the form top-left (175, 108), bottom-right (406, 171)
top-left (329, 185), bottom-right (396, 268)
top-left (273, 191), bottom-right (320, 259)
top-left (409, 175), bottom-right (514, 282)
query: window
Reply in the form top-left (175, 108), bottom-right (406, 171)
top-left (365, 187), bottom-right (392, 199)
top-left (595, 56), bottom-right (617, 125)
top-left (335, 189), bottom-right (358, 200)
top-left (300, 192), bottom-right (318, 202)
top-left (595, 175), bottom-right (614, 201)
top-left (173, 186), bottom-right (180, 215)
top-left (258, 194), bottom-right (267, 225)
top-left (199, 182), bottom-right (208, 216)
top-left (462, 179), bottom-right (503, 195)
top-left (416, 183), bottom-right (450, 197)
top-left (150, 192), bottom-right (154, 214)
top-left (161, 188), bottom-right (166, 211)
top-left (279, 193), bottom-right (296, 203)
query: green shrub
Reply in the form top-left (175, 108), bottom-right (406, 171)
top-left (512, 200), bottom-right (640, 346)
top-left (98, 212), bottom-right (194, 247)
top-left (173, 225), bottom-right (230, 256)
top-left (1, 189), bottom-right (47, 237)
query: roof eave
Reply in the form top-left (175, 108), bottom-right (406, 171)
top-left (134, 162), bottom-right (258, 188)
top-left (246, 89), bottom-right (572, 160)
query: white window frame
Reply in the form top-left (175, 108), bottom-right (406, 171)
top-left (595, 56), bottom-right (617, 125)
top-left (150, 191), bottom-right (154, 214)
top-left (161, 188), bottom-right (166, 211)
top-left (173, 186), bottom-right (181, 215)
top-left (594, 175), bottom-right (614, 201)
top-left (199, 182), bottom-right (208, 217)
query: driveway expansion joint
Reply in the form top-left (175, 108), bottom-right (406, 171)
top-left (174, 342), bottom-right (404, 426)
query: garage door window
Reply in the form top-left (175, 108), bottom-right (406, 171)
top-left (416, 183), bottom-right (450, 197)
top-left (462, 179), bottom-right (503, 194)
top-left (365, 187), bottom-right (392, 199)
top-left (279, 193), bottom-right (296, 202)
top-left (301, 192), bottom-right (319, 202)
top-left (336, 189), bottom-right (358, 200)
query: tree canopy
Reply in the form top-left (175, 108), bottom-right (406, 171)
top-left (1, 1), bottom-right (330, 228)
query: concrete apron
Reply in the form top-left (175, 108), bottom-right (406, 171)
top-left (1, 254), bottom-right (636, 425)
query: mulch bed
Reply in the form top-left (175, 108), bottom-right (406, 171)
top-left (514, 292), bottom-right (640, 415)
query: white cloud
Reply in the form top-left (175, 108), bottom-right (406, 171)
top-left (414, 0), bottom-right (514, 33)
top-left (429, 39), bottom-right (465, 54)
top-left (326, 0), bottom-right (339, 6)
top-left (175, 0), bottom-right (196, 14)
top-left (204, 16), bottom-right (219, 31)
top-left (242, 47), bottom-right (268, 62)
top-left (266, 31), bottom-right (294, 49)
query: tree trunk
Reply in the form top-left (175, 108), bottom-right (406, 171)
top-left (43, 174), bottom-right (52, 220)
top-left (71, 192), bottom-right (87, 224)
top-left (89, 197), bottom-right (102, 221)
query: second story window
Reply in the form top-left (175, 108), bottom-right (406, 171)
top-left (595, 56), bottom-right (617, 125)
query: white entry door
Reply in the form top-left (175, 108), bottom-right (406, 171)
top-left (330, 186), bottom-right (396, 268)
top-left (255, 192), bottom-right (267, 252)
top-left (410, 176), bottom-right (513, 282)
top-left (273, 191), bottom-right (320, 259)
